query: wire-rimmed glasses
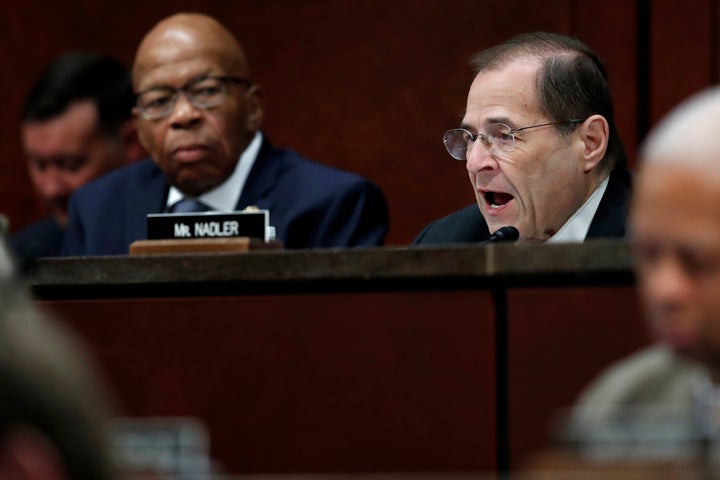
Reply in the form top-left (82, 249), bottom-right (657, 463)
top-left (443, 119), bottom-right (583, 161)
top-left (135, 75), bottom-right (252, 120)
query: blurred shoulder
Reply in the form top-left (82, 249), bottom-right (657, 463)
top-left (568, 345), bottom-right (709, 435)
top-left (272, 146), bottom-right (375, 186)
top-left (73, 158), bottom-right (161, 198)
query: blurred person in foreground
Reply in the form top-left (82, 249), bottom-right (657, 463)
top-left (568, 87), bottom-right (720, 455)
top-left (11, 52), bottom-right (144, 260)
top-left (0, 281), bottom-right (115, 480)
top-left (61, 13), bottom-right (388, 255)
top-left (414, 32), bottom-right (631, 245)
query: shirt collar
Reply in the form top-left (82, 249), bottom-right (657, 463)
top-left (547, 175), bottom-right (610, 244)
top-left (166, 131), bottom-right (262, 212)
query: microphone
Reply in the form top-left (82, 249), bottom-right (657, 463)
top-left (481, 226), bottom-right (519, 245)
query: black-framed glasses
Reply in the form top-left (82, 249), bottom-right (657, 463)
top-left (135, 75), bottom-right (253, 120)
top-left (443, 119), bottom-right (584, 161)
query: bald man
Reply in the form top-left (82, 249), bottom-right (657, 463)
top-left (567, 87), bottom-right (720, 453)
top-left (61, 13), bottom-right (388, 255)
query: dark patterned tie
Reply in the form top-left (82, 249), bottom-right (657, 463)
top-left (170, 198), bottom-right (211, 213)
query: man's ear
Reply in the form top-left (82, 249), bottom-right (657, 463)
top-left (0, 427), bottom-right (68, 480)
top-left (244, 84), bottom-right (265, 132)
top-left (578, 114), bottom-right (609, 172)
top-left (119, 120), bottom-right (147, 163)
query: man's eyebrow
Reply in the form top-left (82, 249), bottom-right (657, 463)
top-left (459, 116), bottom-right (516, 131)
top-left (138, 70), bottom-right (217, 93)
top-left (486, 116), bottom-right (515, 127)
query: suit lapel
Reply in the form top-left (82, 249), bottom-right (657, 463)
top-left (586, 168), bottom-right (632, 239)
top-left (236, 138), bottom-right (281, 211)
top-left (125, 161), bottom-right (169, 244)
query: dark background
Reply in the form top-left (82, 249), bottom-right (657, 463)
top-left (1, 0), bottom-right (718, 244)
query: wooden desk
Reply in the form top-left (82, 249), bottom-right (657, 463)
top-left (25, 241), bottom-right (647, 474)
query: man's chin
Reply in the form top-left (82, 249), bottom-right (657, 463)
top-left (172, 176), bottom-right (221, 197)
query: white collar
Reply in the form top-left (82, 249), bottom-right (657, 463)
top-left (166, 131), bottom-right (262, 212)
top-left (547, 175), bottom-right (609, 244)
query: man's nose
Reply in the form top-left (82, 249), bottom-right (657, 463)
top-left (169, 93), bottom-right (203, 128)
top-left (465, 140), bottom-right (500, 174)
top-left (38, 167), bottom-right (72, 199)
top-left (642, 256), bottom-right (693, 312)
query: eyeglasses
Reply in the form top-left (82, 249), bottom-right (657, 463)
top-left (442, 119), bottom-right (583, 161)
top-left (135, 75), bottom-right (252, 120)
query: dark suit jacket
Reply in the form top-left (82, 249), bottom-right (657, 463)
top-left (10, 216), bottom-right (64, 260)
top-left (413, 168), bottom-right (632, 245)
top-left (61, 139), bottom-right (389, 255)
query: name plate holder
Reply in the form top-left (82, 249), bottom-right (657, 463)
top-left (129, 209), bottom-right (282, 255)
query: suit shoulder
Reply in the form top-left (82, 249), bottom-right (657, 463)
top-left (414, 204), bottom-right (489, 245)
top-left (578, 346), bottom-right (706, 405)
top-left (11, 217), bottom-right (61, 242)
top-left (10, 217), bottom-right (64, 259)
top-left (73, 159), bottom-right (159, 199)
top-left (280, 148), bottom-right (373, 183)
top-left (268, 148), bottom-right (384, 204)
top-left (568, 345), bottom-right (709, 436)
top-left (434, 204), bottom-right (487, 223)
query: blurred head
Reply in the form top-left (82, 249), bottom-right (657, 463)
top-left (21, 53), bottom-right (143, 226)
top-left (450, 32), bottom-right (625, 243)
top-left (132, 13), bottom-right (264, 197)
top-left (632, 87), bottom-right (720, 372)
top-left (0, 282), bottom-right (115, 480)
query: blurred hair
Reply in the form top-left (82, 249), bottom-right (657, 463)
top-left (470, 32), bottom-right (627, 172)
top-left (22, 52), bottom-right (134, 134)
top-left (0, 281), bottom-right (115, 480)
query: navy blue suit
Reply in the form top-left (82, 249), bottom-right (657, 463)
top-left (413, 168), bottom-right (631, 245)
top-left (10, 216), bottom-right (64, 260)
top-left (61, 139), bottom-right (389, 255)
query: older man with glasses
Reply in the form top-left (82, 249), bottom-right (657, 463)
top-left (414, 32), bottom-right (631, 245)
top-left (61, 13), bottom-right (388, 255)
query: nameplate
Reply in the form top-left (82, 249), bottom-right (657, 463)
top-left (147, 210), bottom-right (269, 242)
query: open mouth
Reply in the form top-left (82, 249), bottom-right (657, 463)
top-left (483, 191), bottom-right (514, 210)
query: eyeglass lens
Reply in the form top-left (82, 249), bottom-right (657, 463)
top-left (137, 77), bottom-right (231, 119)
top-left (443, 124), bottom-right (515, 161)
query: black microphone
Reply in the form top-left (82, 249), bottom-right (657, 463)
top-left (481, 226), bottom-right (519, 244)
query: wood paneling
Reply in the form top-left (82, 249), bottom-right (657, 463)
top-left (0, 0), bottom-right (646, 245)
top-left (43, 292), bottom-right (497, 473)
top-left (5, 1), bottom-right (717, 242)
top-left (507, 286), bottom-right (649, 467)
top-left (575, 1), bottom-right (638, 166)
top-left (649, 0), bottom-right (716, 126)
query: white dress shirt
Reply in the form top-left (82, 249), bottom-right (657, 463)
top-left (547, 175), bottom-right (609, 244)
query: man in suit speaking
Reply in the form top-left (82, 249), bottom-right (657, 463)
top-left (62, 13), bottom-right (388, 255)
top-left (414, 32), bottom-right (631, 245)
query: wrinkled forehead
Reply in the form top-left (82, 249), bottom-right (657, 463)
top-left (464, 59), bottom-right (543, 125)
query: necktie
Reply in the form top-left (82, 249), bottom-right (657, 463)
top-left (170, 198), bottom-right (211, 213)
